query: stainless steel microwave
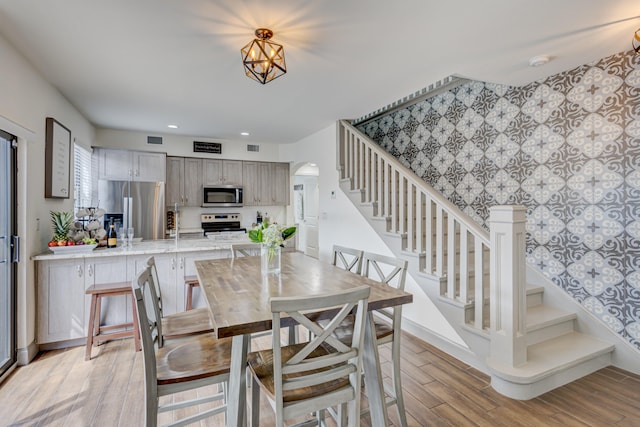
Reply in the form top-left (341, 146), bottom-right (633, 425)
top-left (202, 185), bottom-right (243, 207)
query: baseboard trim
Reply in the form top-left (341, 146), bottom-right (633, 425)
top-left (17, 340), bottom-right (39, 365)
top-left (402, 317), bottom-right (487, 374)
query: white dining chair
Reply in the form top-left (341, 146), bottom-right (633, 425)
top-left (361, 251), bottom-right (408, 427)
top-left (331, 245), bottom-right (365, 274)
top-left (230, 242), bottom-right (261, 258)
top-left (247, 285), bottom-right (371, 427)
top-left (145, 257), bottom-right (214, 345)
top-left (132, 266), bottom-right (232, 427)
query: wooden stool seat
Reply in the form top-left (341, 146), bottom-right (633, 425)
top-left (184, 275), bottom-right (200, 311)
top-left (85, 281), bottom-right (141, 361)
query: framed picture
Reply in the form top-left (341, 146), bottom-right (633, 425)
top-left (44, 117), bottom-right (71, 199)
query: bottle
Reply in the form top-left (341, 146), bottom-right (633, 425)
top-left (107, 220), bottom-right (117, 248)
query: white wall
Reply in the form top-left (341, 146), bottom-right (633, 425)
top-left (280, 124), bottom-right (465, 346)
top-left (95, 128), bottom-right (281, 161)
top-left (0, 34), bottom-right (96, 362)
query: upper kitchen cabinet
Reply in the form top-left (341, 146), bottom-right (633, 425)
top-left (202, 159), bottom-right (243, 186)
top-left (243, 161), bottom-right (289, 206)
top-left (166, 156), bottom-right (202, 207)
top-left (272, 162), bottom-right (290, 205)
top-left (96, 148), bottom-right (166, 182)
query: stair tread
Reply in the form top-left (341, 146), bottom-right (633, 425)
top-left (487, 332), bottom-right (614, 382)
top-left (526, 284), bottom-right (544, 295)
top-left (526, 305), bottom-right (576, 331)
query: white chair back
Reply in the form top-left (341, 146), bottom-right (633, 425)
top-left (269, 285), bottom-right (370, 424)
top-left (230, 243), bottom-right (260, 258)
top-left (331, 245), bottom-right (364, 274)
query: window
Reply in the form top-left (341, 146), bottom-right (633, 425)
top-left (73, 144), bottom-right (92, 211)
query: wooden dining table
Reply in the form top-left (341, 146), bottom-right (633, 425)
top-left (195, 251), bottom-right (413, 427)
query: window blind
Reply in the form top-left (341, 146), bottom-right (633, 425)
top-left (73, 144), bottom-right (92, 211)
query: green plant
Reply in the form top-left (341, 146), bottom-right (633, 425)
top-left (50, 211), bottom-right (73, 242)
top-left (248, 219), bottom-right (296, 248)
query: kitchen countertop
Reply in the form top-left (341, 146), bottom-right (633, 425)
top-left (32, 235), bottom-right (253, 261)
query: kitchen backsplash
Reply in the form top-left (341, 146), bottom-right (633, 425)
top-left (175, 206), bottom-right (287, 230)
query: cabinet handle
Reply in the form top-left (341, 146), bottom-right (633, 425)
top-left (179, 257), bottom-right (184, 269)
top-left (135, 169), bottom-right (140, 177)
top-left (185, 196), bottom-right (188, 203)
top-left (171, 258), bottom-right (176, 270)
top-left (77, 265), bottom-right (83, 277)
top-left (88, 264), bottom-right (93, 277)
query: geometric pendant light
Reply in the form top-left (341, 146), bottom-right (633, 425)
top-left (241, 28), bottom-right (287, 84)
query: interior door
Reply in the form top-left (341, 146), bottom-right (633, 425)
top-left (0, 129), bottom-right (17, 380)
top-left (302, 177), bottom-right (319, 259)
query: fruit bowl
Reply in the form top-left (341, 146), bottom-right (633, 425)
top-left (48, 243), bottom-right (98, 254)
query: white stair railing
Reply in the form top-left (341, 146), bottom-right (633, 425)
top-left (337, 120), bottom-right (492, 330)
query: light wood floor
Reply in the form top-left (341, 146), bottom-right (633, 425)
top-left (1, 332), bottom-right (639, 426)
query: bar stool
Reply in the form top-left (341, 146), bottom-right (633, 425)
top-left (85, 282), bottom-right (141, 361)
top-left (184, 275), bottom-right (199, 310)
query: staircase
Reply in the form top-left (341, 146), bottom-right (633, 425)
top-left (336, 120), bottom-right (615, 399)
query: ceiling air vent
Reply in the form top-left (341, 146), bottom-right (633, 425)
top-left (147, 136), bottom-right (163, 145)
top-left (247, 144), bottom-right (260, 152)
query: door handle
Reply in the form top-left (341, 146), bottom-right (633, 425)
top-left (11, 235), bottom-right (19, 263)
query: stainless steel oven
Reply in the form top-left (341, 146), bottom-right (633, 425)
top-left (202, 185), bottom-right (243, 207)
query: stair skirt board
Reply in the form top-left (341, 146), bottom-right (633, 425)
top-left (486, 332), bottom-right (614, 399)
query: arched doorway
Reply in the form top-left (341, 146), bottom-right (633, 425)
top-left (292, 163), bottom-right (319, 258)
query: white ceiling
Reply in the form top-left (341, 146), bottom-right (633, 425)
top-left (0, 1), bottom-right (638, 144)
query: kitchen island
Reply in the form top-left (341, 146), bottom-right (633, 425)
top-left (33, 237), bottom-right (256, 349)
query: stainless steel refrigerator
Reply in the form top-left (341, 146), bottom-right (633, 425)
top-left (98, 180), bottom-right (166, 240)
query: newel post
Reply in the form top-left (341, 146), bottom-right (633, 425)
top-left (489, 205), bottom-right (527, 367)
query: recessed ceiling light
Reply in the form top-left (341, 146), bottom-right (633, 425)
top-left (241, 132), bottom-right (250, 136)
top-left (167, 124), bottom-right (179, 129)
top-left (528, 55), bottom-right (550, 67)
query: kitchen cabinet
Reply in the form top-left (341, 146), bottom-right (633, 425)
top-left (37, 259), bottom-right (86, 343)
top-left (36, 246), bottom-right (239, 347)
top-left (202, 159), bottom-right (243, 185)
top-left (37, 256), bottom-right (126, 344)
top-left (272, 162), bottom-right (290, 205)
top-left (128, 253), bottom-right (180, 315)
top-left (84, 257), bottom-right (130, 328)
top-left (96, 148), bottom-right (166, 182)
top-left (243, 161), bottom-right (289, 206)
top-left (166, 156), bottom-right (202, 207)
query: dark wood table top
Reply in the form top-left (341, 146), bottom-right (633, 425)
top-left (195, 252), bottom-right (413, 339)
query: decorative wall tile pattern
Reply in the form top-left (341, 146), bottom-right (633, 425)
top-left (358, 50), bottom-right (640, 350)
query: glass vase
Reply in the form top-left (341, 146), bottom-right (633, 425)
top-left (261, 244), bottom-right (281, 275)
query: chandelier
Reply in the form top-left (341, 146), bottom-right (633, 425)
top-left (634, 28), bottom-right (640, 55)
top-left (241, 28), bottom-right (287, 84)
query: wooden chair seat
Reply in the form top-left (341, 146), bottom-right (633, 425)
top-left (161, 307), bottom-right (215, 339)
top-left (133, 266), bottom-right (231, 426)
top-left (324, 314), bottom-right (394, 344)
top-left (247, 342), bottom-right (350, 403)
top-left (156, 333), bottom-right (232, 386)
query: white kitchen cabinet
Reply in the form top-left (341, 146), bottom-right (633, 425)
top-left (96, 148), bottom-right (166, 182)
top-left (203, 159), bottom-right (243, 186)
top-left (128, 253), bottom-right (179, 315)
top-left (166, 157), bottom-right (202, 207)
top-left (35, 246), bottom-right (236, 348)
top-left (37, 259), bottom-right (86, 344)
top-left (84, 257), bottom-right (130, 328)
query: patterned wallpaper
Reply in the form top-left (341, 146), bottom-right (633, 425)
top-left (358, 50), bottom-right (640, 351)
